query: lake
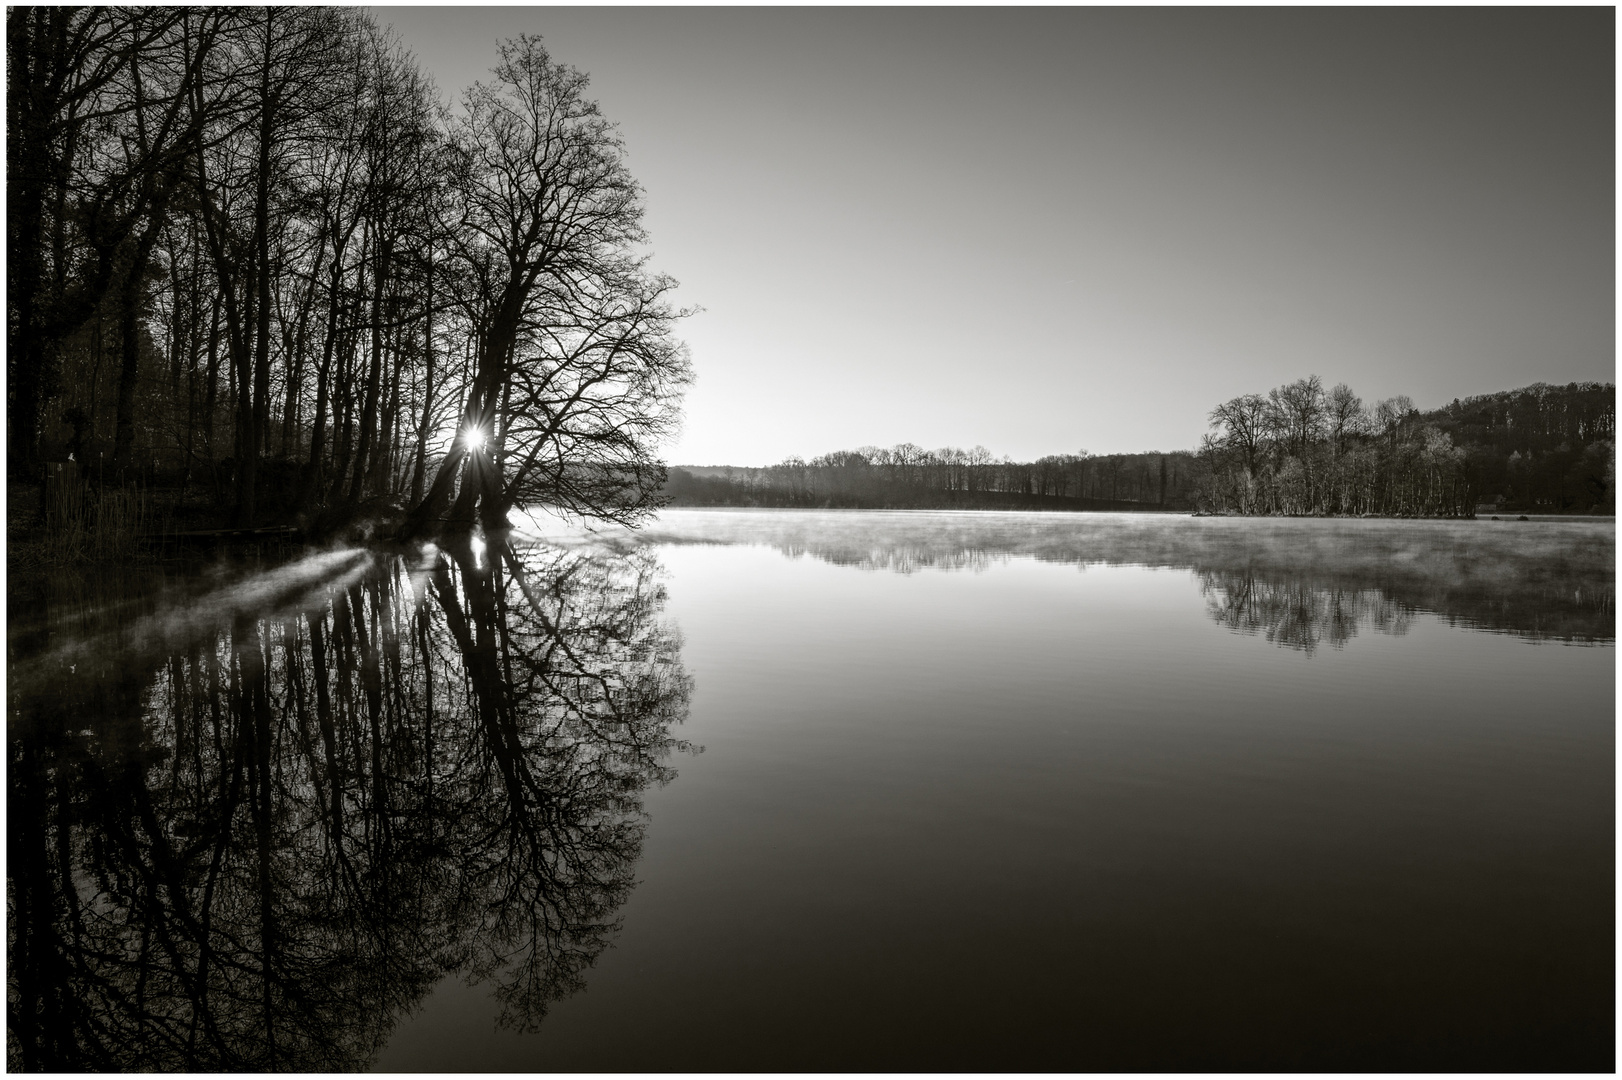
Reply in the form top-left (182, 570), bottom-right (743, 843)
top-left (7, 510), bottom-right (1613, 1071)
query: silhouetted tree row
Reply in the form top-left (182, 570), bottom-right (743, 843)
top-left (8, 8), bottom-right (690, 535)
top-left (1199, 376), bottom-right (1613, 516)
top-left (8, 539), bottom-right (692, 1069)
top-left (665, 444), bottom-right (1201, 511)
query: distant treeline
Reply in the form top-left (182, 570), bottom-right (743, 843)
top-left (666, 379), bottom-right (1613, 517)
top-left (1201, 378), bottom-right (1614, 516)
top-left (664, 446), bottom-right (1201, 512)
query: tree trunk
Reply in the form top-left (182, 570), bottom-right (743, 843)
top-left (112, 213), bottom-right (172, 472)
top-left (409, 268), bottom-right (434, 506)
top-left (349, 234), bottom-right (392, 502)
top-left (281, 222), bottom-right (323, 456)
top-left (111, 254), bottom-right (144, 475)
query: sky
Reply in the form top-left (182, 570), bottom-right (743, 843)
top-left (374, 6), bottom-right (1614, 465)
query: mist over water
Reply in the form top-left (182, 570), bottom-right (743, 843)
top-left (535, 508), bottom-right (1616, 646)
top-left (8, 510), bottom-right (1613, 1070)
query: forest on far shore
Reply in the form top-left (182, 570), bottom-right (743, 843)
top-left (664, 379), bottom-right (1615, 517)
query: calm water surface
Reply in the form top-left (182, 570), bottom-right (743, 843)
top-left (8, 510), bottom-right (1613, 1070)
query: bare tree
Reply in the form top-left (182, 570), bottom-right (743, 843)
top-left (7, 8), bottom-right (226, 472)
top-left (1268, 374), bottom-right (1326, 459)
top-left (403, 35), bottom-right (691, 536)
top-left (1209, 392), bottom-right (1270, 472)
top-left (1326, 381), bottom-right (1364, 451)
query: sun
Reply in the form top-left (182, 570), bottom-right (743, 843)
top-left (462, 426), bottom-right (487, 451)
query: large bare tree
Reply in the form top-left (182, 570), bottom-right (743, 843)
top-left (403, 35), bottom-right (691, 537)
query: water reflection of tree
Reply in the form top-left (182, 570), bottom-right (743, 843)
top-left (1199, 570), bottom-right (1413, 655)
top-left (778, 540), bottom-right (998, 575)
top-left (8, 541), bottom-right (692, 1070)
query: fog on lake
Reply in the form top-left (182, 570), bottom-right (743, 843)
top-left (8, 511), bottom-right (1613, 1070)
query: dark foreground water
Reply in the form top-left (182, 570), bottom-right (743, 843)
top-left (8, 510), bottom-right (1613, 1071)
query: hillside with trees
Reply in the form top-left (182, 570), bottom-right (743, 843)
top-left (9, 8), bottom-right (689, 560)
top-left (1420, 382), bottom-right (1614, 513)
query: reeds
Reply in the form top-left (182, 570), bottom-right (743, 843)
top-left (36, 465), bottom-right (152, 565)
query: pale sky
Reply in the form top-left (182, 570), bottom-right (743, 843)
top-left (375, 6), bottom-right (1614, 465)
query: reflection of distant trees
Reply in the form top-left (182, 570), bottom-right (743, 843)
top-left (779, 541), bottom-right (999, 576)
top-left (639, 513), bottom-right (1611, 645)
top-left (8, 542), bottom-right (691, 1070)
top-left (1199, 570), bottom-right (1413, 655)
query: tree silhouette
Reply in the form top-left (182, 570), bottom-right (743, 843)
top-left (9, 16), bottom-right (690, 539)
